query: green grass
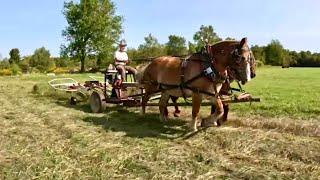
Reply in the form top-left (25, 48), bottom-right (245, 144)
top-left (232, 66), bottom-right (320, 120)
top-left (0, 67), bottom-right (319, 179)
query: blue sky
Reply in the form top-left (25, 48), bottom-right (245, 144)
top-left (1, 0), bottom-right (320, 58)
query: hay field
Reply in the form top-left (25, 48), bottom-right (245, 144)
top-left (0, 67), bottom-right (319, 179)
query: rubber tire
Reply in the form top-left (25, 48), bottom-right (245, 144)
top-left (90, 91), bottom-right (106, 113)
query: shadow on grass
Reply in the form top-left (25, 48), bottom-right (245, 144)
top-left (83, 107), bottom-right (189, 139)
top-left (55, 101), bottom-right (92, 113)
top-left (51, 97), bottom-right (191, 139)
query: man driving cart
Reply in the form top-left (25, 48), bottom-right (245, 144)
top-left (114, 39), bottom-right (137, 83)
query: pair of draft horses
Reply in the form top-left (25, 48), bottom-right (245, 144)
top-left (138, 38), bottom-right (256, 131)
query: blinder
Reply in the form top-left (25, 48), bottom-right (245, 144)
top-left (203, 66), bottom-right (216, 79)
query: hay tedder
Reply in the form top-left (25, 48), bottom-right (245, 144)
top-left (48, 68), bottom-right (260, 113)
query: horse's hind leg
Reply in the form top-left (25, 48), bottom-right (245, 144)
top-left (170, 96), bottom-right (181, 117)
top-left (159, 92), bottom-right (170, 121)
top-left (191, 93), bottom-right (202, 131)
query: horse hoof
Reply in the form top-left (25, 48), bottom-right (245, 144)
top-left (216, 119), bottom-right (223, 127)
top-left (201, 119), bottom-right (218, 128)
top-left (190, 126), bottom-right (198, 132)
top-left (189, 123), bottom-right (198, 132)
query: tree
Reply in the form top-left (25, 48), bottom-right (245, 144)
top-left (225, 37), bottom-right (236, 41)
top-left (251, 45), bottom-right (266, 64)
top-left (166, 35), bottom-right (187, 56)
top-left (193, 25), bottom-right (222, 51)
top-left (54, 57), bottom-right (68, 67)
top-left (265, 39), bottom-right (284, 66)
top-left (137, 34), bottom-right (165, 58)
top-left (62, 0), bottom-right (122, 72)
top-left (0, 58), bottom-right (10, 69)
top-left (19, 56), bottom-right (32, 73)
top-left (188, 41), bottom-right (197, 54)
top-left (9, 48), bottom-right (20, 64)
top-left (30, 47), bottom-right (55, 72)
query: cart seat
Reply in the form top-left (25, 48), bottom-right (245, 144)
top-left (105, 64), bottom-right (136, 82)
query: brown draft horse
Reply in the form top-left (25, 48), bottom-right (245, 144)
top-left (211, 50), bottom-right (257, 124)
top-left (169, 49), bottom-right (257, 124)
top-left (139, 38), bottom-right (252, 131)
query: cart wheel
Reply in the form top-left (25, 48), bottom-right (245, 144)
top-left (70, 97), bottom-right (77, 105)
top-left (90, 91), bottom-right (106, 113)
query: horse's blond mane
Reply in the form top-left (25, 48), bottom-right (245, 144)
top-left (212, 40), bottom-right (239, 46)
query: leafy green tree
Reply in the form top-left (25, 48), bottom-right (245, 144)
top-left (137, 34), bottom-right (165, 58)
top-left (265, 39), bottom-right (284, 66)
top-left (282, 49), bottom-right (294, 67)
top-left (9, 48), bottom-right (21, 64)
top-left (251, 45), bottom-right (266, 64)
top-left (19, 56), bottom-right (32, 73)
top-left (225, 37), bottom-right (236, 41)
top-left (54, 57), bottom-right (68, 67)
top-left (188, 41), bottom-right (197, 54)
top-left (166, 35), bottom-right (187, 56)
top-left (62, 0), bottom-right (122, 72)
top-left (126, 47), bottom-right (139, 64)
top-left (193, 25), bottom-right (222, 51)
top-left (10, 63), bottom-right (21, 75)
top-left (288, 51), bottom-right (299, 66)
top-left (30, 47), bottom-right (55, 72)
top-left (0, 59), bottom-right (10, 69)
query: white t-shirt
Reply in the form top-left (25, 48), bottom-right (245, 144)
top-left (114, 50), bottom-right (128, 65)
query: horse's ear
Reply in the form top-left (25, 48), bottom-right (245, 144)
top-left (240, 37), bottom-right (247, 47)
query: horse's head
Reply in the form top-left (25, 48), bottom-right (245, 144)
top-left (230, 38), bottom-right (253, 84)
top-left (225, 49), bottom-right (257, 83)
top-left (209, 38), bottom-right (253, 84)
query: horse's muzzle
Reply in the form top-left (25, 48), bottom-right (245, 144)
top-left (251, 72), bottom-right (256, 78)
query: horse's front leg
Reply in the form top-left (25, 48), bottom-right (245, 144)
top-left (211, 103), bottom-right (230, 125)
top-left (221, 104), bottom-right (229, 124)
top-left (141, 93), bottom-right (150, 115)
top-left (205, 96), bottom-right (224, 127)
top-left (159, 92), bottom-right (170, 121)
top-left (191, 93), bottom-right (202, 131)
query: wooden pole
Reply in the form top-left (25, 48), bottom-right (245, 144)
top-left (145, 98), bottom-right (260, 107)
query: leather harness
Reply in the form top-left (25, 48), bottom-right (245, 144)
top-left (158, 52), bottom-right (227, 101)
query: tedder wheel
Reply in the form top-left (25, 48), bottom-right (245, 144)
top-left (70, 97), bottom-right (77, 105)
top-left (90, 91), bottom-right (107, 113)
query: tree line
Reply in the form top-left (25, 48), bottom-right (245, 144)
top-left (1, 0), bottom-right (319, 76)
top-left (251, 40), bottom-right (320, 67)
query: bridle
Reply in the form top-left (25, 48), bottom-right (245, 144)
top-left (231, 45), bottom-right (251, 64)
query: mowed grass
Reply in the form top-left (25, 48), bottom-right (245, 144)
top-left (0, 67), bottom-right (319, 179)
